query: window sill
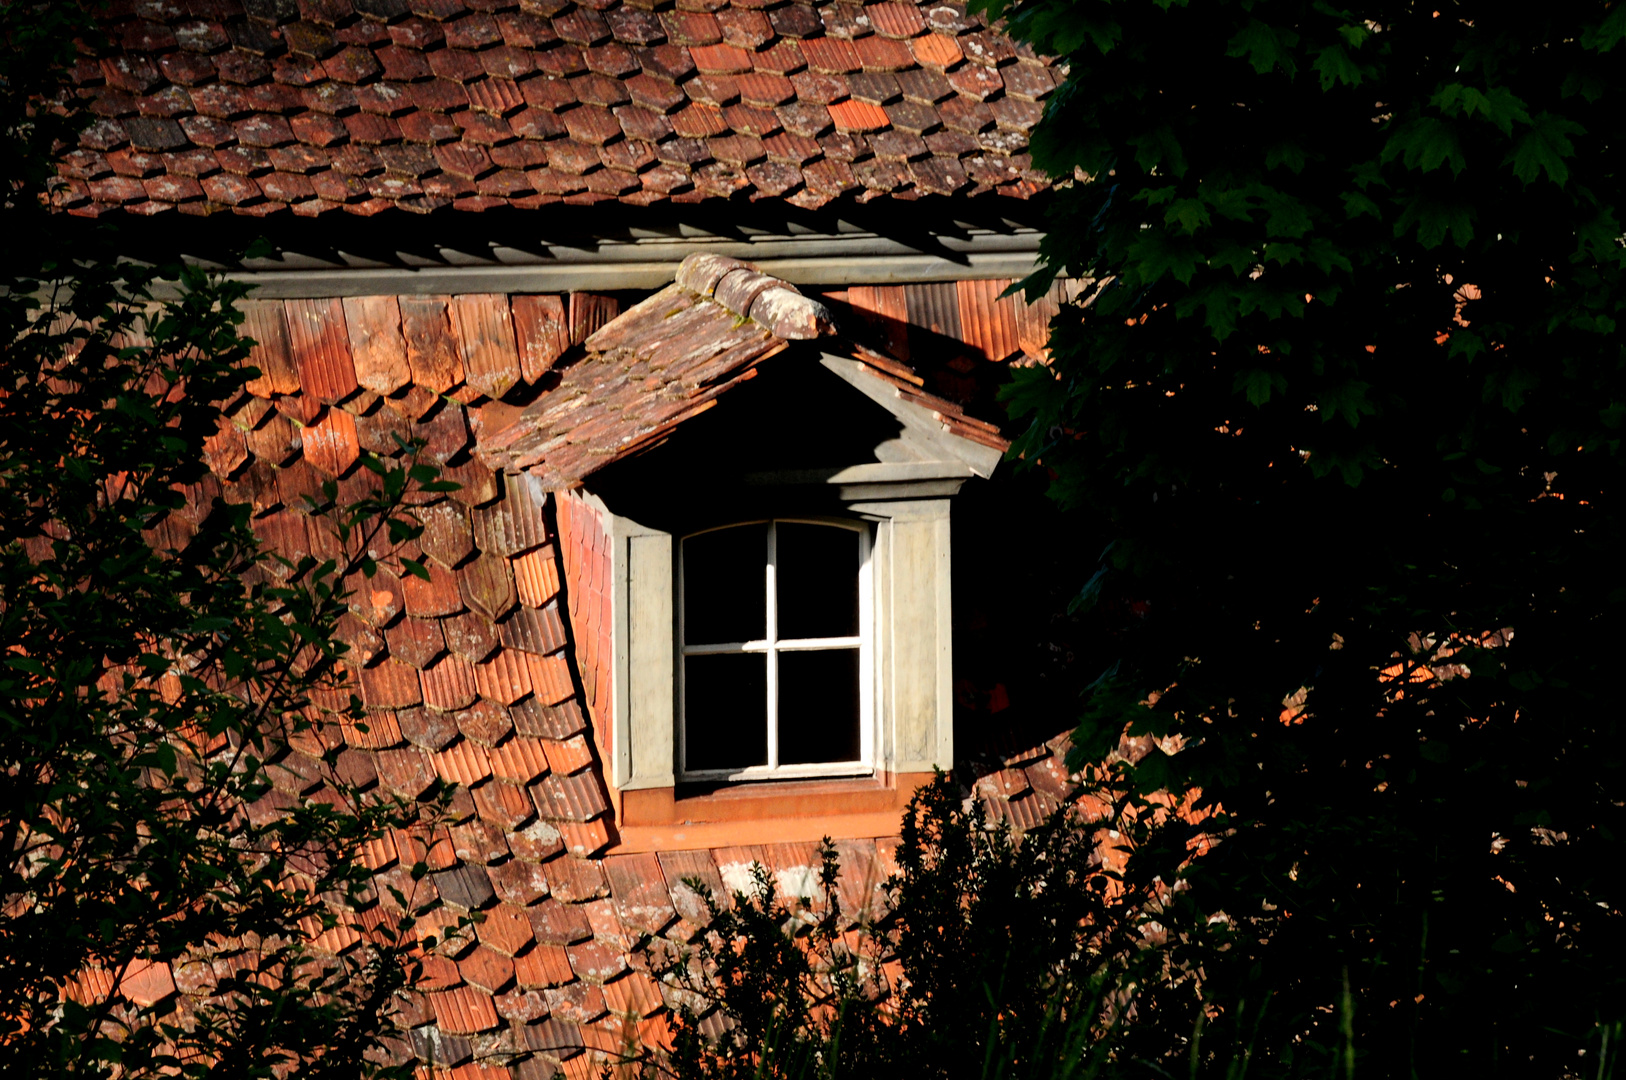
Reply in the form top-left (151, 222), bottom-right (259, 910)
top-left (608, 771), bottom-right (936, 854)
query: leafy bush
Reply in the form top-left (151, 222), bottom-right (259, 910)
top-left (635, 773), bottom-right (1214, 1080)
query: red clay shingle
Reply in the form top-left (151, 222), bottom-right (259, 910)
top-left (62, 0), bottom-right (1054, 216)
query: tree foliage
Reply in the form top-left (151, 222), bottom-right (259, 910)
top-left (977, 0), bottom-right (1626, 1073)
top-left (1, 6), bottom-right (453, 1075)
top-left (643, 776), bottom-right (1185, 1080)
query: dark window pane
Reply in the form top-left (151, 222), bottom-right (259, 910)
top-left (684, 652), bottom-right (767, 772)
top-left (776, 522), bottom-right (859, 640)
top-left (777, 648), bottom-right (861, 765)
top-left (684, 524), bottom-right (767, 645)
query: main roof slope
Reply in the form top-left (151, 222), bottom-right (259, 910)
top-left (61, 0), bottom-right (1057, 218)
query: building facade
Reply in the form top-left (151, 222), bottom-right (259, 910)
top-left (61, 0), bottom-right (1084, 1072)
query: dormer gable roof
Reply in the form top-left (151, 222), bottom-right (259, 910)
top-left (477, 253), bottom-right (1006, 488)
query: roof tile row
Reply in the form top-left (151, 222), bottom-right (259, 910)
top-left (62, 0), bottom-right (1055, 215)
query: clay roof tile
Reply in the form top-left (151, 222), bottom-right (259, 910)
top-left (540, 735), bottom-right (594, 777)
top-left (490, 857), bottom-right (553, 906)
top-left (828, 97), bottom-right (889, 132)
top-left (564, 939), bottom-right (625, 984)
top-left (513, 944), bottom-right (575, 988)
top-left (490, 737), bottom-right (552, 785)
top-left (431, 985), bottom-right (502, 1033)
top-left (472, 779), bottom-right (535, 830)
top-left (376, 746), bottom-right (438, 796)
top-left (70, 0), bottom-right (1056, 213)
top-left (768, 3), bottom-right (822, 38)
top-left (582, 43), bottom-right (640, 79)
top-left (399, 706), bottom-right (462, 752)
top-left (512, 697), bottom-right (588, 740)
top-left (422, 653), bottom-right (481, 710)
top-left (554, 8), bottom-right (611, 47)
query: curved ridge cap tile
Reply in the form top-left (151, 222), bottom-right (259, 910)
top-left (748, 287), bottom-right (836, 341)
top-left (673, 253), bottom-right (755, 298)
top-left (712, 267), bottom-right (790, 322)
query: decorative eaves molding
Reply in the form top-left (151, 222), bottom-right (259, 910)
top-left (186, 227), bottom-right (1045, 299)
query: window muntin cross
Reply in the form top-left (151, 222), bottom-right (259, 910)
top-left (679, 520), bottom-right (872, 782)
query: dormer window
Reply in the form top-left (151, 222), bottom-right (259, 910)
top-left (679, 520), bottom-right (872, 781)
top-left (508, 252), bottom-right (1009, 850)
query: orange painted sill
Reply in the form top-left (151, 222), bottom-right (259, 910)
top-left (607, 772), bottom-right (935, 854)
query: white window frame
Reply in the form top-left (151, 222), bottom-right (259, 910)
top-left (677, 518), bottom-right (874, 783)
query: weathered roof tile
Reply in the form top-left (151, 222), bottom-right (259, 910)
top-left (432, 984), bottom-right (503, 1033)
top-left (544, 855), bottom-right (609, 903)
top-left (512, 696), bottom-right (588, 740)
top-left (434, 738), bottom-right (494, 787)
top-left (489, 856), bottom-right (553, 906)
top-left (603, 855), bottom-right (676, 936)
top-left (471, 647), bottom-right (532, 705)
top-left (422, 653), bottom-right (481, 710)
top-left (540, 735), bottom-right (594, 778)
top-left (376, 746), bottom-right (438, 796)
top-left (603, 972), bottom-right (663, 1018)
top-left (490, 738), bottom-right (552, 786)
top-left (451, 815), bottom-right (512, 865)
top-left (479, 902), bottom-right (538, 957)
top-left (436, 863), bottom-right (501, 911)
top-left (67, 0), bottom-right (1052, 215)
top-left (513, 944), bottom-right (576, 988)
top-left (565, 939), bottom-right (626, 984)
